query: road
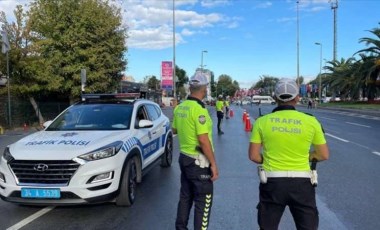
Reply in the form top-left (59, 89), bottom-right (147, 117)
top-left (0, 104), bottom-right (379, 230)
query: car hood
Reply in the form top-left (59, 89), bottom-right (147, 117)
top-left (8, 130), bottom-right (133, 160)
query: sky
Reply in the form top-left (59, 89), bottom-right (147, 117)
top-left (1, 0), bottom-right (379, 89)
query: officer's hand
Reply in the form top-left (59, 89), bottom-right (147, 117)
top-left (210, 164), bottom-right (219, 181)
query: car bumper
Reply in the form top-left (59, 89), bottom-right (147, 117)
top-left (0, 152), bottom-right (127, 205)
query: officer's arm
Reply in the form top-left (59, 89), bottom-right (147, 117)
top-left (309, 144), bottom-right (329, 161)
top-left (248, 142), bottom-right (263, 164)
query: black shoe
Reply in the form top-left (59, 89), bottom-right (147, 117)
top-left (218, 131), bottom-right (224, 135)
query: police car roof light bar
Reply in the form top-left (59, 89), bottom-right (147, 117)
top-left (81, 93), bottom-right (140, 102)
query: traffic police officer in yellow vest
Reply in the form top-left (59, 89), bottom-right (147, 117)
top-left (173, 72), bottom-right (219, 230)
top-left (224, 97), bottom-right (230, 119)
top-left (248, 78), bottom-right (329, 230)
top-left (215, 95), bottom-right (224, 134)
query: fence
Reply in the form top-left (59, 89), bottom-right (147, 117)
top-left (0, 96), bottom-right (70, 129)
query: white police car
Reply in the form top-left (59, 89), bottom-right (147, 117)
top-left (0, 94), bottom-right (173, 206)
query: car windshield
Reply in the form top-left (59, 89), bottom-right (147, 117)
top-left (46, 104), bottom-right (133, 131)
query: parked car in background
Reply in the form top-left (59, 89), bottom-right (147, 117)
top-left (0, 94), bottom-right (173, 206)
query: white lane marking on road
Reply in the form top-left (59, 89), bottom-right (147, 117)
top-left (345, 122), bottom-right (371, 128)
top-left (320, 117), bottom-right (336, 120)
top-left (373, 151), bottom-right (380, 157)
top-left (325, 133), bottom-right (349, 143)
top-left (7, 206), bottom-right (55, 230)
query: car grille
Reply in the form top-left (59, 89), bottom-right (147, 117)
top-left (9, 160), bottom-right (81, 185)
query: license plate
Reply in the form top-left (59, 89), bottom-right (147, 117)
top-left (21, 188), bottom-right (61, 199)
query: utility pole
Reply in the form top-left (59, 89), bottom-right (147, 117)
top-left (172, 0), bottom-right (176, 99)
top-left (296, 0), bottom-right (300, 85)
top-left (330, 0), bottom-right (338, 61)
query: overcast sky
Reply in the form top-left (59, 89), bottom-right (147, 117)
top-left (1, 0), bottom-right (379, 88)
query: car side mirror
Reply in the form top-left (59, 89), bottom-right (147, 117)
top-left (138, 119), bottom-right (153, 129)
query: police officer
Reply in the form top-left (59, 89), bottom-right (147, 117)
top-left (215, 95), bottom-right (224, 134)
top-left (248, 78), bottom-right (329, 230)
top-left (224, 97), bottom-right (230, 119)
top-left (173, 72), bottom-right (219, 230)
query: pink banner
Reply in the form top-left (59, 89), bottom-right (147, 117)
top-left (161, 61), bottom-right (173, 90)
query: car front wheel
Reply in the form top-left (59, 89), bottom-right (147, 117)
top-left (116, 157), bottom-right (137, 206)
top-left (160, 135), bottom-right (173, 167)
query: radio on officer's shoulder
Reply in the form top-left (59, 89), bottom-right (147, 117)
top-left (257, 165), bottom-right (267, 184)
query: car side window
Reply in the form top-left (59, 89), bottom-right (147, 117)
top-left (146, 104), bottom-right (159, 121)
top-left (135, 106), bottom-right (148, 127)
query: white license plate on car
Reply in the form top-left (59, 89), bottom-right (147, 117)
top-left (21, 188), bottom-right (61, 199)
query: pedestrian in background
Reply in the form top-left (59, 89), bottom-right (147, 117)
top-left (248, 78), bottom-right (329, 230)
top-left (308, 98), bottom-right (313, 109)
top-left (215, 95), bottom-right (225, 134)
top-left (173, 72), bottom-right (219, 230)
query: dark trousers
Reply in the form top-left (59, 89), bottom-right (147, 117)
top-left (217, 111), bottom-right (224, 132)
top-left (257, 178), bottom-right (318, 230)
top-left (175, 154), bottom-right (213, 230)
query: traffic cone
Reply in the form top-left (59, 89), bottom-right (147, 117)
top-left (229, 109), bottom-right (234, 117)
top-left (242, 110), bottom-right (247, 122)
top-left (245, 114), bottom-right (252, 132)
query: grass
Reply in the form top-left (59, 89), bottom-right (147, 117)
top-left (319, 101), bottom-right (380, 110)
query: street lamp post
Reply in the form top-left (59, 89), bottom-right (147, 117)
top-left (315, 42), bottom-right (322, 102)
top-left (201, 50), bottom-right (207, 72)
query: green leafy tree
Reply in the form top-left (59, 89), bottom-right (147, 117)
top-left (254, 75), bottom-right (279, 96)
top-left (145, 75), bottom-right (160, 90)
top-left (27, 0), bottom-right (127, 103)
top-left (216, 74), bottom-right (239, 97)
top-left (175, 65), bottom-right (188, 99)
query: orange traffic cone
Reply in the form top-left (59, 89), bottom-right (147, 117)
top-left (242, 110), bottom-right (247, 122)
top-left (229, 109), bottom-right (234, 118)
top-left (245, 114), bottom-right (252, 132)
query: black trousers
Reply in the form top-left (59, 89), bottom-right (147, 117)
top-left (216, 111), bottom-right (224, 132)
top-left (257, 178), bottom-right (318, 230)
top-left (175, 154), bottom-right (213, 230)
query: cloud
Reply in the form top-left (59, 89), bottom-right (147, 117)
top-left (200, 0), bottom-right (230, 8)
top-left (255, 1), bottom-right (273, 9)
top-left (181, 28), bottom-right (194, 36)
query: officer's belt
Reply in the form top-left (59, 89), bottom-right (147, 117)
top-left (180, 152), bottom-right (198, 159)
top-left (266, 171), bottom-right (311, 178)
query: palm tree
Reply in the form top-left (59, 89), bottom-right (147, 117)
top-left (355, 25), bottom-right (380, 101)
top-left (324, 58), bottom-right (356, 100)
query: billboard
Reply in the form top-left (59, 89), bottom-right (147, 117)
top-left (161, 61), bottom-right (173, 90)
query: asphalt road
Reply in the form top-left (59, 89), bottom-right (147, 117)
top-left (0, 104), bottom-right (379, 230)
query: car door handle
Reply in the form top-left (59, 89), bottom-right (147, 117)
top-left (152, 131), bottom-right (157, 135)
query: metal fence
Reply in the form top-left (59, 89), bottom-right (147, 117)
top-left (0, 97), bottom-right (70, 129)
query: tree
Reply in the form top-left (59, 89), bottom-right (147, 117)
top-left (324, 58), bottom-right (356, 100)
top-left (175, 65), bottom-right (188, 99)
top-left (356, 25), bottom-right (380, 100)
top-left (254, 75), bottom-right (279, 96)
top-left (27, 0), bottom-right (127, 103)
top-left (145, 75), bottom-right (160, 90)
top-left (216, 74), bottom-right (239, 97)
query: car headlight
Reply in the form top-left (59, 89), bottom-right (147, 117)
top-left (2, 147), bottom-right (14, 162)
top-left (78, 141), bottom-right (123, 161)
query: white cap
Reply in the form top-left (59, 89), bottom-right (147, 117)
top-left (218, 94), bottom-right (223, 98)
top-left (189, 72), bottom-right (208, 86)
top-left (274, 78), bottom-right (299, 102)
